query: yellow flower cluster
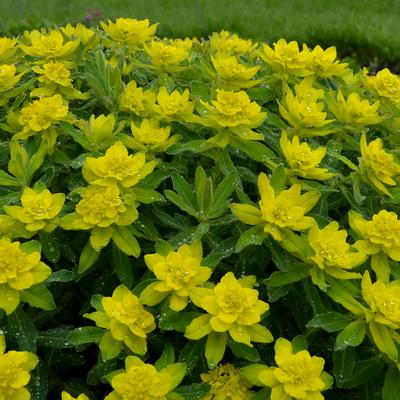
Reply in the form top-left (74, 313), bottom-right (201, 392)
top-left (84, 285), bottom-right (155, 360)
top-left (3, 16), bottom-right (400, 400)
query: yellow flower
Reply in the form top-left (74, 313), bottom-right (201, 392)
top-left (17, 94), bottom-right (68, 139)
top-left (61, 392), bottom-right (89, 400)
top-left (278, 79), bottom-right (333, 135)
top-left (200, 364), bottom-right (254, 400)
top-left (363, 68), bottom-right (400, 103)
top-left (153, 86), bottom-right (195, 122)
top-left (78, 114), bottom-right (117, 150)
top-left (20, 29), bottom-right (79, 60)
top-left (307, 221), bottom-right (366, 287)
top-left (61, 184), bottom-right (138, 251)
top-left (360, 132), bottom-right (400, 195)
top-left (84, 285), bottom-right (155, 359)
top-left (199, 89), bottom-right (266, 146)
top-left (259, 39), bottom-right (314, 77)
top-left (362, 271), bottom-right (400, 330)
top-left (231, 172), bottom-right (319, 241)
top-left (328, 90), bottom-right (382, 127)
top-left (242, 338), bottom-right (333, 400)
top-left (0, 64), bottom-right (23, 92)
top-left (359, 271), bottom-right (400, 361)
top-left (119, 80), bottom-right (157, 116)
top-left (104, 356), bottom-right (185, 400)
top-left (140, 241), bottom-right (212, 311)
top-left (82, 141), bottom-right (156, 188)
top-left (0, 238), bottom-right (52, 314)
top-left (280, 131), bottom-right (335, 180)
top-left (0, 335), bottom-right (38, 400)
top-left (144, 38), bottom-right (192, 71)
top-left (33, 61), bottom-right (72, 87)
top-left (186, 272), bottom-right (272, 348)
top-left (100, 18), bottom-right (157, 49)
top-left (0, 37), bottom-right (18, 63)
top-left (310, 45), bottom-right (348, 78)
top-left (60, 23), bottom-right (97, 47)
top-left (31, 61), bottom-right (88, 99)
top-left (211, 54), bottom-right (260, 89)
top-left (209, 30), bottom-right (257, 55)
top-left (349, 209), bottom-right (400, 282)
top-left (128, 118), bottom-right (179, 152)
top-left (4, 186), bottom-right (65, 233)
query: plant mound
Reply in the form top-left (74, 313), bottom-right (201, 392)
top-left (1, 17), bottom-right (400, 400)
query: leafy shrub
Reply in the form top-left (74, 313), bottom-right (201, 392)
top-left (1, 17), bottom-right (400, 400)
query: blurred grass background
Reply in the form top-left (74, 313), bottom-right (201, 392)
top-left (2, 0), bottom-right (400, 65)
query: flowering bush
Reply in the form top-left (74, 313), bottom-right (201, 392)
top-left (1, 17), bottom-right (400, 400)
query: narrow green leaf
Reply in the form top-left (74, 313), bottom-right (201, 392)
top-left (68, 326), bottom-right (105, 346)
top-left (307, 312), bottom-right (353, 333)
top-left (21, 284), bottom-right (56, 311)
top-left (78, 240), bottom-right (101, 274)
top-left (227, 339), bottom-right (260, 362)
top-left (265, 263), bottom-right (310, 287)
top-left (383, 365), bottom-right (400, 400)
top-left (7, 307), bottom-right (38, 352)
top-left (175, 383), bottom-right (211, 400)
top-left (333, 348), bottom-right (356, 388)
top-left (155, 343), bottom-right (175, 370)
top-left (335, 320), bottom-right (366, 350)
top-left (159, 311), bottom-right (202, 332)
top-left (112, 244), bottom-right (134, 288)
top-left (235, 225), bottom-right (267, 252)
top-left (37, 327), bottom-right (75, 349)
top-left (39, 232), bottom-right (60, 263)
top-left (171, 173), bottom-right (199, 212)
top-left (178, 339), bottom-right (205, 374)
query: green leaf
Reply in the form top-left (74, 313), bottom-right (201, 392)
top-left (68, 326), bottom-right (105, 346)
top-left (291, 335), bottom-right (308, 353)
top-left (270, 165), bottom-right (286, 192)
top-left (335, 320), bottom-right (366, 350)
top-left (37, 327), bottom-right (75, 349)
top-left (39, 232), bottom-right (60, 263)
top-left (87, 358), bottom-right (119, 385)
top-left (383, 365), bottom-right (400, 400)
top-left (227, 339), bottom-right (260, 362)
top-left (155, 343), bottom-right (175, 370)
top-left (7, 307), bottom-right (38, 352)
top-left (339, 357), bottom-right (385, 389)
top-left (0, 170), bottom-right (19, 186)
top-left (230, 137), bottom-right (276, 164)
top-left (235, 225), bottom-right (268, 252)
top-left (132, 278), bottom-right (158, 297)
top-left (133, 187), bottom-right (164, 204)
top-left (112, 244), bottom-right (134, 288)
top-left (195, 166), bottom-right (210, 213)
top-left (28, 360), bottom-right (48, 400)
top-left (78, 240), bottom-right (101, 274)
top-left (171, 173), bottom-right (199, 212)
top-left (21, 284), bottom-right (56, 311)
top-left (205, 332), bottom-right (227, 368)
top-left (178, 339), bottom-right (205, 374)
top-left (46, 269), bottom-right (76, 283)
top-left (265, 262), bottom-right (310, 287)
top-left (333, 348), bottom-right (356, 388)
top-left (175, 383), bottom-right (211, 400)
top-left (112, 226), bottom-right (141, 257)
top-left (159, 311), bottom-right (202, 332)
top-left (208, 171), bottom-right (236, 218)
top-left (307, 312), bottom-right (353, 333)
top-left (164, 189), bottom-right (199, 217)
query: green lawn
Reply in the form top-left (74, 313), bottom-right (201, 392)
top-left (2, 0), bottom-right (400, 63)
